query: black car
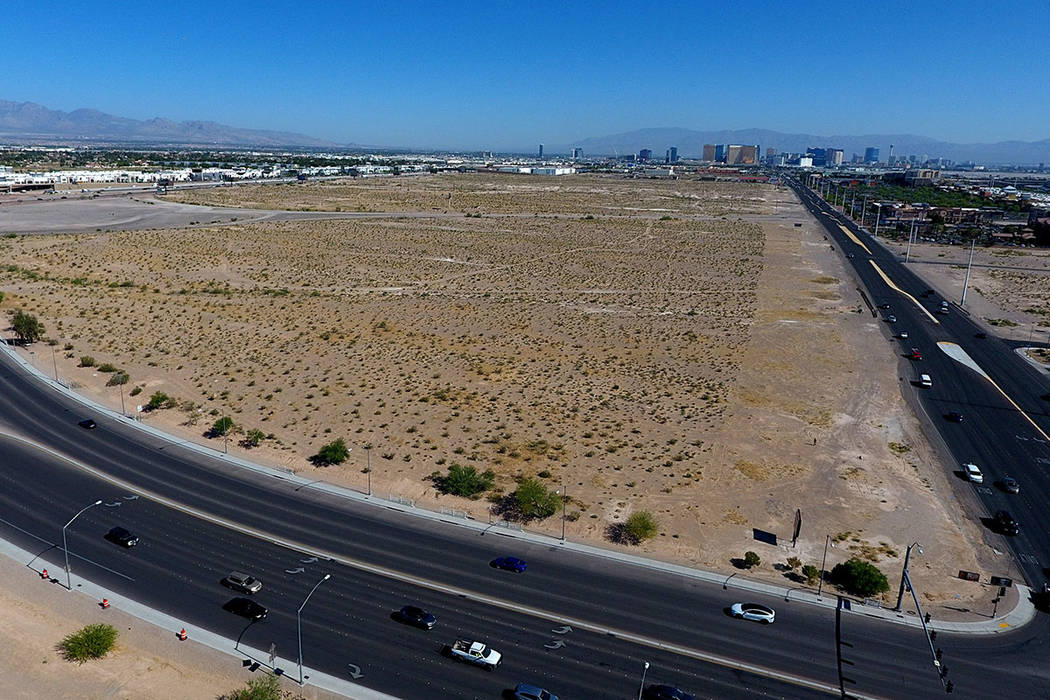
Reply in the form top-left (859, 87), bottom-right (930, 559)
top-left (78, 418), bottom-right (97, 429)
top-left (994, 510), bottom-right (1019, 536)
top-left (643, 685), bottom-right (696, 700)
top-left (223, 597), bottom-right (268, 621)
top-left (878, 303), bottom-right (892, 309)
top-left (975, 332), bottom-right (987, 339)
top-left (946, 411), bottom-right (964, 423)
top-left (105, 526), bottom-right (139, 547)
top-left (1000, 477), bottom-right (1020, 494)
top-left (392, 605), bottom-right (436, 630)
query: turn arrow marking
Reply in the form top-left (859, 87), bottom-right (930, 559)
top-left (346, 663), bottom-right (363, 679)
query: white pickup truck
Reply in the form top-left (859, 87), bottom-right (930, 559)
top-left (443, 639), bottom-right (502, 670)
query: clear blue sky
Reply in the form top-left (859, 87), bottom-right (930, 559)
top-left (3, 1), bottom-right (1048, 150)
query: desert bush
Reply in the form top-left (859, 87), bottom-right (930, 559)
top-left (97, 362), bottom-right (118, 373)
top-left (622, 511), bottom-right (659, 543)
top-left (512, 476), bottom-right (560, 520)
top-left (146, 391), bottom-right (176, 411)
top-left (242, 428), bottom-right (266, 448)
top-left (743, 551), bottom-right (761, 569)
top-left (830, 558), bottom-right (890, 597)
top-left (58, 623), bottom-right (118, 663)
top-left (209, 416), bottom-right (236, 437)
top-left (219, 674), bottom-right (290, 700)
top-left (431, 463), bottom-right (495, 498)
top-left (10, 309), bottom-right (44, 343)
top-left (79, 356), bottom-right (96, 367)
top-left (312, 437), bottom-right (350, 465)
top-left (129, 386), bottom-right (142, 397)
top-left (786, 556), bottom-right (802, 570)
top-left (106, 371), bottom-right (129, 386)
top-left (802, 564), bottom-right (820, 583)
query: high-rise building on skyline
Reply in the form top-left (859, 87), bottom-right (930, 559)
top-left (726, 144), bottom-right (758, 165)
top-left (827, 148), bottom-right (844, 166)
top-left (702, 144), bottom-right (717, 161)
top-left (715, 144), bottom-right (727, 162)
top-left (864, 146), bottom-right (879, 164)
top-left (669, 146), bottom-right (678, 163)
top-left (538, 144), bottom-right (544, 158)
top-left (638, 148), bottom-right (652, 162)
top-left (571, 147), bottom-right (583, 160)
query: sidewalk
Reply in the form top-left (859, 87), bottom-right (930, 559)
top-left (0, 338), bottom-right (1037, 637)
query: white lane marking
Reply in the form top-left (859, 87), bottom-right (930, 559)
top-left (0, 515), bottom-right (134, 581)
top-left (0, 430), bottom-right (857, 698)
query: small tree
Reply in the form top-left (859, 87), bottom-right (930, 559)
top-left (432, 463), bottom-right (495, 498)
top-left (210, 416), bottom-right (236, 437)
top-left (146, 391), bottom-right (176, 410)
top-left (10, 309), bottom-right (44, 344)
top-left (802, 564), bottom-right (820, 583)
top-left (622, 511), bottom-right (659, 544)
top-left (59, 623), bottom-right (118, 663)
top-left (242, 428), bottom-right (266, 448)
top-left (513, 476), bottom-right (560, 520)
top-left (786, 556), bottom-right (802, 570)
top-left (830, 558), bottom-right (890, 597)
top-left (313, 437), bottom-right (350, 465)
top-left (106, 370), bottom-right (129, 387)
top-left (743, 551), bottom-right (761, 569)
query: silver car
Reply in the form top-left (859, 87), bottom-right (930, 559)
top-left (730, 602), bottom-right (775, 624)
top-left (223, 571), bottom-right (263, 594)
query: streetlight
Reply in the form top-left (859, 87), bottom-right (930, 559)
top-left (556, 480), bottom-right (567, 542)
top-left (297, 573), bottom-right (331, 685)
top-left (817, 534), bottom-right (834, 599)
top-left (364, 443), bottom-right (372, 496)
top-left (637, 660), bottom-right (650, 700)
top-left (63, 499), bottom-right (102, 590)
top-left (894, 541), bottom-right (924, 612)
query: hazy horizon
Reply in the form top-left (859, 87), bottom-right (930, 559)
top-left (2, 2), bottom-right (1048, 151)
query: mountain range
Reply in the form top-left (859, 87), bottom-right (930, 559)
top-left (557, 127), bottom-right (1050, 166)
top-left (0, 100), bottom-right (333, 148)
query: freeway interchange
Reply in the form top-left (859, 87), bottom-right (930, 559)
top-left (3, 181), bottom-right (1050, 697)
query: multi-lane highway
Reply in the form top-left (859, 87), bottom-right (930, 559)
top-left (787, 175), bottom-right (1050, 588)
top-left (2, 179), bottom-right (1050, 697)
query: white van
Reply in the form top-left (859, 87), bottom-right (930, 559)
top-left (920, 374), bottom-right (932, 387)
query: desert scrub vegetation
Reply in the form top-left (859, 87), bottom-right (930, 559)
top-left (830, 558), bottom-right (890, 597)
top-left (607, 510), bottom-right (659, 545)
top-left (219, 674), bottom-right (304, 700)
top-left (312, 437), bottom-right (350, 465)
top-left (430, 463), bottom-right (495, 498)
top-left (58, 623), bottom-right (118, 663)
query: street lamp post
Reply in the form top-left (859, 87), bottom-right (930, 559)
top-left (637, 660), bottom-right (650, 700)
top-left (297, 573), bottom-right (331, 685)
top-left (51, 345), bottom-right (58, 382)
top-left (63, 499), bottom-right (102, 590)
top-left (818, 534), bottom-right (834, 598)
top-left (365, 444), bottom-right (372, 496)
top-left (894, 541), bottom-right (924, 612)
top-left (557, 480), bottom-right (567, 542)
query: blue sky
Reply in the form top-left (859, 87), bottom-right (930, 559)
top-left (3, 1), bottom-right (1048, 149)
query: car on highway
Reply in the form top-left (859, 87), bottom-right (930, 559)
top-left (729, 602), bottom-right (776, 624)
top-left (846, 252), bottom-right (854, 258)
top-left (946, 411), bottom-right (964, 423)
top-left (222, 571), bottom-right (263, 594)
top-left (896, 331), bottom-right (909, 339)
top-left (491, 556), bottom-right (527, 573)
top-left (963, 463), bottom-right (984, 484)
top-left (642, 684), bottom-right (696, 700)
top-left (1000, 477), bottom-right (1020, 494)
top-left (78, 418), bottom-right (97, 429)
top-left (886, 314), bottom-right (897, 323)
top-left (907, 348), bottom-right (922, 360)
top-left (878, 303), bottom-right (892, 309)
top-left (513, 682), bottom-right (559, 700)
top-left (104, 526), bottom-right (139, 547)
top-left (223, 597), bottom-right (268, 620)
top-left (392, 605), bottom-right (437, 630)
top-left (994, 510), bottom-right (1019, 536)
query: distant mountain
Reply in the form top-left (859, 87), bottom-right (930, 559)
top-left (0, 99), bottom-right (334, 148)
top-left (555, 127), bottom-right (1050, 165)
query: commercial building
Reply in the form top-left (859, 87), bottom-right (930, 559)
top-left (725, 144), bottom-right (758, 165)
top-left (538, 144), bottom-right (544, 158)
top-left (571, 147), bottom-right (583, 160)
top-left (702, 144), bottom-right (717, 162)
top-left (638, 149), bottom-right (653, 162)
top-left (827, 148), bottom-right (844, 166)
top-left (669, 146), bottom-right (678, 163)
top-left (864, 147), bottom-right (880, 164)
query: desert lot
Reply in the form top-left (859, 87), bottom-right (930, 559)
top-left (0, 174), bottom-right (1015, 609)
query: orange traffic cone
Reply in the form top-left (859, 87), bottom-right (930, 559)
top-left (100, 598), bottom-right (110, 609)
top-left (41, 568), bottom-right (49, 580)
top-left (177, 628), bottom-right (187, 641)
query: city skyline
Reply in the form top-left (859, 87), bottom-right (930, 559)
top-left (1, 2), bottom-right (1048, 151)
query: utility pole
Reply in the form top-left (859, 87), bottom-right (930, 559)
top-left (817, 534), bottom-right (833, 598)
top-left (894, 542), bottom-right (923, 612)
top-left (960, 237), bottom-right (976, 307)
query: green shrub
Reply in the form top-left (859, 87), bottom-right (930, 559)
top-left (802, 564), bottom-right (820, 582)
top-left (312, 437), bottom-right (350, 465)
top-left (210, 416), bottom-right (236, 437)
top-left (58, 623), bottom-right (118, 663)
top-left (743, 551), bottom-right (761, 568)
top-left (97, 362), bottom-right (118, 373)
top-left (432, 463), bottom-right (495, 498)
top-left (830, 558), bottom-right (890, 597)
top-left (786, 556), bottom-right (802, 570)
top-left (79, 356), bottom-right (96, 367)
top-left (243, 428), bottom-right (266, 448)
top-left (129, 386), bottom-right (142, 397)
top-left (513, 476), bottom-right (560, 520)
top-left (622, 511), bottom-right (659, 543)
top-left (106, 371), bottom-right (129, 386)
top-left (146, 391), bottom-right (176, 410)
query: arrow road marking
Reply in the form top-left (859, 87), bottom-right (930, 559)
top-left (300, 556), bottom-right (318, 563)
top-left (544, 640), bottom-right (566, 650)
top-left (346, 663), bottom-right (363, 679)
top-left (122, 494), bottom-right (139, 500)
top-left (103, 501), bottom-right (122, 507)
top-left (552, 625), bottom-right (573, 634)
top-left (284, 567), bottom-right (305, 574)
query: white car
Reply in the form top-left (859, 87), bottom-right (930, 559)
top-left (730, 602), bottom-right (776, 624)
top-left (963, 463), bottom-right (984, 484)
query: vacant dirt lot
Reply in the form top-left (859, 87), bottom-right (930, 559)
top-left (1, 175), bottom-right (1005, 611)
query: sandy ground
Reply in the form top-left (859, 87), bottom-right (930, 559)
top-left (0, 553), bottom-right (326, 700)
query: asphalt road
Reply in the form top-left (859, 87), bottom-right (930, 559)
top-left (786, 176), bottom-right (1050, 588)
top-left (0, 348), bottom-right (988, 699)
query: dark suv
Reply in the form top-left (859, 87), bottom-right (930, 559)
top-left (994, 510), bottom-right (1019, 536)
